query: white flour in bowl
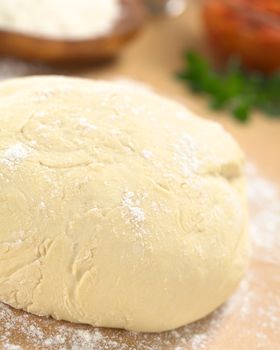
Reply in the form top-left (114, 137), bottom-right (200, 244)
top-left (0, 0), bottom-right (121, 39)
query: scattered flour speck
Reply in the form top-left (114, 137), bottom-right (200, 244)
top-left (0, 143), bottom-right (30, 169)
top-left (3, 143), bottom-right (30, 161)
top-left (78, 117), bottom-right (97, 131)
top-left (142, 150), bottom-right (153, 159)
top-left (173, 133), bottom-right (200, 176)
top-left (122, 191), bottom-right (145, 224)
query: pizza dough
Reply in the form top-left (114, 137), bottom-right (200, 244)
top-left (0, 76), bottom-right (248, 332)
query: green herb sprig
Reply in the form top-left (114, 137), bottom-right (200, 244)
top-left (177, 52), bottom-right (280, 122)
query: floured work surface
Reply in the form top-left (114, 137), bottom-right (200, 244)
top-left (0, 164), bottom-right (279, 350)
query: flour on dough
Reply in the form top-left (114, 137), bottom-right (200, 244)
top-left (0, 76), bottom-right (248, 332)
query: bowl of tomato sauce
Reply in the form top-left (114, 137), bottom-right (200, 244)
top-left (202, 0), bottom-right (280, 73)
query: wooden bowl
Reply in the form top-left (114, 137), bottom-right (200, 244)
top-left (0, 0), bottom-right (147, 63)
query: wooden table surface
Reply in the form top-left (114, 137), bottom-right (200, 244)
top-left (0, 3), bottom-right (279, 350)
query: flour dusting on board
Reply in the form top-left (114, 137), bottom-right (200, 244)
top-left (0, 164), bottom-right (279, 349)
top-left (246, 163), bottom-right (280, 264)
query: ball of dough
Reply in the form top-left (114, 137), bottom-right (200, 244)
top-left (0, 76), bottom-right (248, 332)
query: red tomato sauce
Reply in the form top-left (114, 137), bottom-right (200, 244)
top-left (203, 0), bottom-right (280, 73)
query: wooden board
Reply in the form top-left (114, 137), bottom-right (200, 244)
top-left (0, 2), bottom-right (279, 349)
